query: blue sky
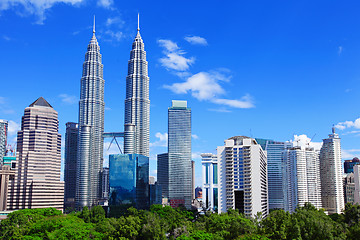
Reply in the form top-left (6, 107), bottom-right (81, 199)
top-left (1, 0), bottom-right (360, 186)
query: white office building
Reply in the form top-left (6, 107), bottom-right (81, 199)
top-left (204, 136), bottom-right (268, 217)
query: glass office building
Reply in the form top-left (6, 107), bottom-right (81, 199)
top-left (109, 154), bottom-right (149, 209)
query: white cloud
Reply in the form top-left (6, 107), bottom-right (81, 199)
top-left (192, 134), bottom-right (199, 140)
top-left (106, 16), bottom-right (124, 27)
top-left (164, 71), bottom-right (226, 100)
top-left (59, 94), bottom-right (77, 104)
top-left (158, 39), bottom-right (195, 71)
top-left (0, 0), bottom-right (84, 24)
top-left (291, 134), bottom-right (322, 151)
top-left (0, 96), bottom-right (15, 114)
top-left (150, 132), bottom-right (168, 148)
top-left (338, 46), bottom-right (343, 55)
top-left (3, 35), bottom-right (11, 41)
top-left (8, 120), bottom-right (20, 136)
top-left (184, 35), bottom-right (208, 46)
top-left (164, 71), bottom-right (255, 109)
top-left (335, 118), bottom-right (360, 130)
top-left (212, 95), bottom-right (254, 109)
top-left (208, 108), bottom-right (231, 113)
top-left (104, 30), bottom-right (124, 42)
top-left (97, 0), bottom-right (113, 9)
top-left (342, 149), bottom-right (360, 159)
top-left (192, 152), bottom-right (202, 160)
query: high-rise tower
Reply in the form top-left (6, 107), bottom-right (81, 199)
top-left (0, 119), bottom-right (8, 164)
top-left (8, 97), bottom-right (64, 210)
top-left (168, 100), bottom-right (192, 209)
top-left (124, 15), bottom-right (150, 157)
top-left (76, 18), bottom-right (105, 208)
top-left (320, 127), bottom-right (344, 214)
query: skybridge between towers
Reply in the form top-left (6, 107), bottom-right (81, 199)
top-left (103, 132), bottom-right (124, 154)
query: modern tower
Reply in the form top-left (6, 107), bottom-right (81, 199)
top-left (76, 19), bottom-right (105, 208)
top-left (320, 127), bottom-right (344, 214)
top-left (0, 119), bottom-right (8, 164)
top-left (216, 136), bottom-right (268, 218)
top-left (157, 153), bottom-right (169, 198)
top-left (283, 146), bottom-right (322, 213)
top-left (256, 139), bottom-right (291, 210)
top-left (123, 15), bottom-right (150, 157)
top-left (8, 97), bottom-right (64, 210)
top-left (201, 153), bottom-right (219, 212)
top-left (168, 100), bottom-right (192, 209)
top-left (64, 122), bottom-right (78, 209)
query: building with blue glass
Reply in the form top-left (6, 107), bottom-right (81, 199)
top-left (344, 157), bottom-right (360, 174)
top-left (201, 153), bottom-right (218, 212)
top-left (109, 154), bottom-right (149, 209)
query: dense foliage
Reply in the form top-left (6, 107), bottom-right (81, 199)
top-left (1, 203), bottom-right (360, 239)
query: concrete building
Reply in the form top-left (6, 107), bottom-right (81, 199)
top-left (215, 136), bottom-right (268, 218)
top-left (283, 146), bottom-right (322, 213)
top-left (344, 173), bottom-right (355, 204)
top-left (0, 119), bottom-right (8, 164)
top-left (157, 153), bottom-right (169, 199)
top-left (201, 153), bottom-right (218, 212)
top-left (101, 167), bottom-right (109, 199)
top-left (354, 165), bottom-right (360, 204)
top-left (168, 100), bottom-right (192, 209)
top-left (8, 97), bottom-right (64, 211)
top-left (76, 20), bottom-right (105, 208)
top-left (149, 176), bottom-right (155, 185)
top-left (64, 122), bottom-right (78, 210)
top-left (192, 160), bottom-right (195, 200)
top-left (320, 127), bottom-right (344, 214)
top-left (0, 165), bottom-right (15, 211)
top-left (123, 15), bottom-right (150, 157)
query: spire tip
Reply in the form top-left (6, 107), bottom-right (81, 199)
top-left (137, 13), bottom-right (140, 31)
top-left (93, 15), bottom-right (96, 34)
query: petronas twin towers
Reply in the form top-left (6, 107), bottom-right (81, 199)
top-left (76, 16), bottom-right (149, 208)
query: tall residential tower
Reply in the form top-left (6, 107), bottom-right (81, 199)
top-left (76, 20), bottom-right (105, 208)
top-left (124, 15), bottom-right (150, 157)
top-left (320, 127), bottom-right (344, 214)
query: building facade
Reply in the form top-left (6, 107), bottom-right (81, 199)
top-left (168, 101), bottom-right (192, 209)
top-left (8, 97), bottom-right (64, 211)
top-left (0, 119), bottom-right (8, 164)
top-left (100, 167), bottom-right (109, 199)
top-left (76, 23), bottom-right (105, 208)
top-left (344, 173), bottom-right (355, 204)
top-left (201, 153), bottom-right (218, 212)
top-left (123, 20), bottom-right (150, 157)
top-left (320, 127), bottom-right (344, 214)
top-left (109, 154), bottom-right (149, 209)
top-left (216, 136), bottom-right (268, 217)
top-left (256, 139), bottom-right (291, 210)
top-left (64, 122), bottom-right (78, 209)
top-left (157, 153), bottom-right (169, 199)
top-left (354, 165), bottom-right (360, 204)
top-left (283, 146), bottom-right (322, 213)
top-left (0, 164), bottom-right (15, 211)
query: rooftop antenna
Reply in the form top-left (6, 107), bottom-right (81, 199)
top-left (137, 13), bottom-right (140, 31)
top-left (93, 15), bottom-right (96, 34)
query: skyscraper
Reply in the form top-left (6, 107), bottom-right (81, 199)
top-left (76, 20), bottom-right (105, 208)
top-left (320, 127), bottom-right (344, 214)
top-left (283, 146), bottom-right (322, 213)
top-left (8, 97), bottom-right (64, 211)
top-left (168, 100), bottom-right (192, 209)
top-left (124, 15), bottom-right (150, 157)
top-left (0, 119), bottom-right (8, 164)
top-left (216, 136), bottom-right (268, 217)
top-left (256, 139), bottom-right (291, 210)
top-left (157, 153), bottom-right (169, 198)
top-left (64, 122), bottom-right (78, 209)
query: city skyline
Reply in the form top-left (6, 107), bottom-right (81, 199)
top-left (1, 1), bottom-right (360, 186)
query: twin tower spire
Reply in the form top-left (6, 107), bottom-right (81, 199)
top-left (76, 14), bottom-right (149, 208)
